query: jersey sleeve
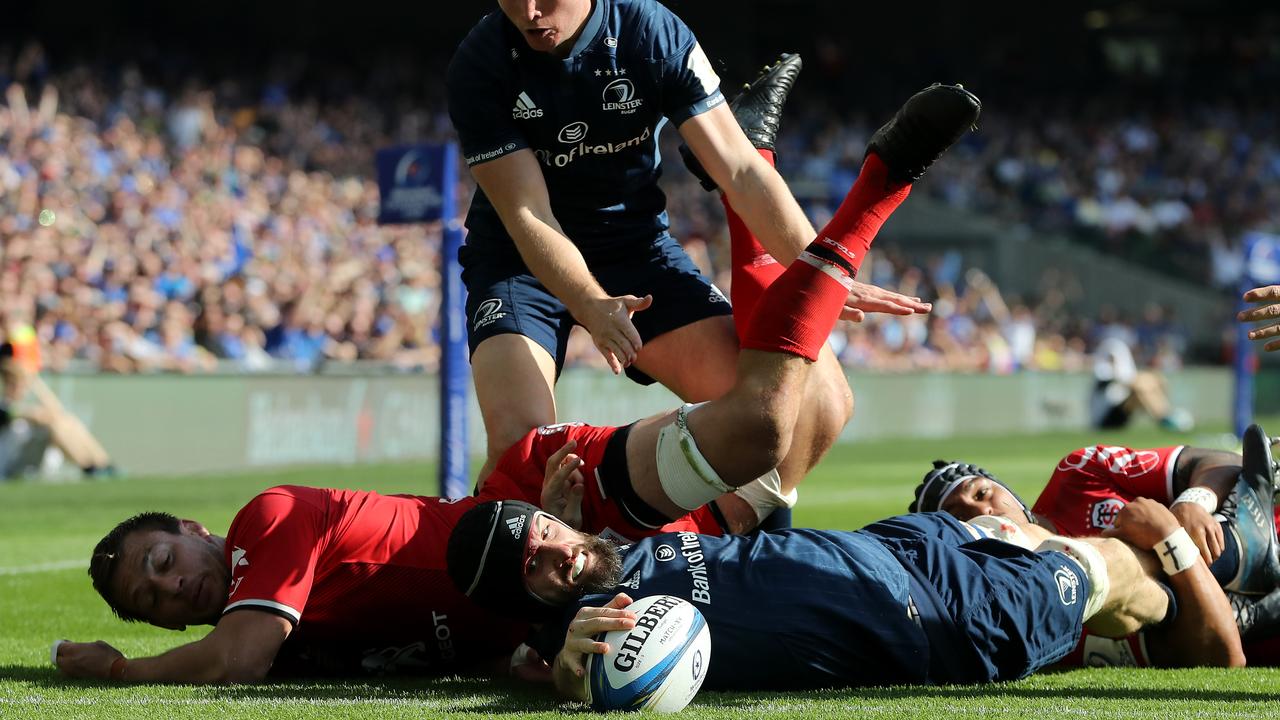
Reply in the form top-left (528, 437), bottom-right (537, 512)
top-left (1052, 445), bottom-right (1183, 503)
top-left (446, 24), bottom-right (529, 167)
top-left (222, 488), bottom-right (328, 626)
top-left (649, 8), bottom-right (724, 126)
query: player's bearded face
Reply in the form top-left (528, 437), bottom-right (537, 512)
top-left (524, 515), bottom-right (624, 605)
top-left (577, 533), bottom-right (624, 595)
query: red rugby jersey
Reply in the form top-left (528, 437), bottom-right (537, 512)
top-left (223, 485), bottom-right (526, 674)
top-left (1032, 445), bottom-right (1184, 537)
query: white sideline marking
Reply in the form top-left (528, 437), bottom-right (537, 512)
top-left (0, 560), bottom-right (85, 576)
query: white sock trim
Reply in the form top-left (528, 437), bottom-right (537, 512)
top-left (733, 469), bottom-right (797, 524)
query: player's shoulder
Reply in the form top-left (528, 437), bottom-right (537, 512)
top-left (607, 0), bottom-right (697, 55)
top-left (1053, 445), bottom-right (1175, 479)
top-left (449, 11), bottom-right (514, 77)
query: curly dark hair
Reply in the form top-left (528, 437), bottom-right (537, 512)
top-left (88, 512), bottom-right (181, 622)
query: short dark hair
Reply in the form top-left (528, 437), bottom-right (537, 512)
top-left (88, 512), bottom-right (181, 622)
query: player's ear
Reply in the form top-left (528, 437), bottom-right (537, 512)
top-left (179, 519), bottom-right (210, 538)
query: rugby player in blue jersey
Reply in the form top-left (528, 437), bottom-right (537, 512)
top-left (446, 76), bottom-right (1244, 690)
top-left (447, 2), bottom-right (928, 520)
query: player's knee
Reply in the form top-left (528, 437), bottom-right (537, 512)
top-left (809, 361), bottom-right (854, 433)
top-left (746, 410), bottom-right (794, 473)
top-left (485, 421), bottom-right (540, 463)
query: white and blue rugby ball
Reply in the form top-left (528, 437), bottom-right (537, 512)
top-left (586, 594), bottom-right (711, 713)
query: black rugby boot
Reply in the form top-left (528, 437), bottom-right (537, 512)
top-left (679, 53), bottom-right (802, 191)
top-left (1230, 587), bottom-right (1280, 641)
top-left (866, 83), bottom-right (982, 185)
top-left (1230, 422), bottom-right (1280, 594)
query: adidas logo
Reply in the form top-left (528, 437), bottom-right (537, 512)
top-left (506, 515), bottom-right (527, 539)
top-left (512, 92), bottom-right (544, 120)
top-left (618, 571), bottom-right (641, 590)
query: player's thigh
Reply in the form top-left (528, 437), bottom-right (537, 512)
top-left (632, 315), bottom-right (739, 401)
top-left (471, 334), bottom-right (559, 454)
top-left (465, 270), bottom-right (573, 450)
top-left (596, 234), bottom-right (735, 395)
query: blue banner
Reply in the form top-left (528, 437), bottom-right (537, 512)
top-left (376, 145), bottom-right (448, 225)
top-left (1235, 232), bottom-right (1280, 437)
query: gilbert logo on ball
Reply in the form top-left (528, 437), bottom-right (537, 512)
top-left (586, 595), bottom-right (711, 713)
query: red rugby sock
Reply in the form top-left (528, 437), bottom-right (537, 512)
top-left (740, 153), bottom-right (911, 361)
top-left (726, 148), bottom-right (785, 340)
top-left (815, 153), bottom-right (910, 278)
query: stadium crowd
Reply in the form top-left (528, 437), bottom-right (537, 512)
top-left (0, 43), bottom-right (1234, 376)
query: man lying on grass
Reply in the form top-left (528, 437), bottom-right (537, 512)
top-left (53, 79), bottom-right (973, 684)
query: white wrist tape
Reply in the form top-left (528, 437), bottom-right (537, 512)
top-left (1171, 487), bottom-right (1218, 515)
top-left (509, 643), bottom-right (534, 676)
top-left (1154, 527), bottom-right (1199, 576)
top-left (51, 639), bottom-right (67, 667)
top-left (733, 469), bottom-right (797, 524)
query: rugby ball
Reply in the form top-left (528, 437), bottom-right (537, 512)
top-left (586, 594), bottom-right (711, 713)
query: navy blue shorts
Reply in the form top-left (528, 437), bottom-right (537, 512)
top-left (860, 513), bottom-right (1090, 684)
top-left (461, 234), bottom-right (732, 384)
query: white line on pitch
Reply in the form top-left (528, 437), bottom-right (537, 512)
top-left (0, 560), bottom-right (85, 575)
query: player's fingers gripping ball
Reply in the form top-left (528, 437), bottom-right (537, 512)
top-left (585, 594), bottom-right (711, 713)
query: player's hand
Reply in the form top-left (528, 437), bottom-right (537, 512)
top-left (552, 593), bottom-right (636, 701)
top-left (840, 281), bottom-right (931, 323)
top-left (541, 440), bottom-right (585, 530)
top-left (1240, 285), bottom-right (1280, 352)
top-left (54, 640), bottom-right (123, 680)
top-left (583, 295), bottom-right (652, 374)
top-left (1101, 498), bottom-right (1182, 549)
top-left (1170, 501), bottom-right (1224, 564)
top-left (509, 643), bottom-right (553, 684)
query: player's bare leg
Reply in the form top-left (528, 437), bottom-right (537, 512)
top-left (716, 151), bottom-right (854, 499)
top-left (628, 84), bottom-right (981, 520)
top-left (472, 334), bottom-right (559, 487)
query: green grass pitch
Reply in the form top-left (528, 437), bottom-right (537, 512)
top-left (3, 420), bottom-right (1280, 718)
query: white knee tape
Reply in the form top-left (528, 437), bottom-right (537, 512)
top-left (966, 515), bottom-right (1036, 550)
top-left (1036, 536), bottom-right (1110, 621)
top-left (656, 404), bottom-right (733, 512)
top-left (733, 469), bottom-right (797, 524)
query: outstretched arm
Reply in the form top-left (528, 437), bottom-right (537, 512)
top-left (56, 610), bottom-right (291, 683)
top-left (679, 108), bottom-right (930, 323)
top-left (470, 150), bottom-right (651, 374)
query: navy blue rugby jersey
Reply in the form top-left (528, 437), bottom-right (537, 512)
top-left (447, 0), bottom-right (725, 263)
top-left (533, 529), bottom-right (932, 690)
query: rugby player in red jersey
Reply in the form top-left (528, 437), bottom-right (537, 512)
top-left (53, 75), bottom-right (973, 684)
